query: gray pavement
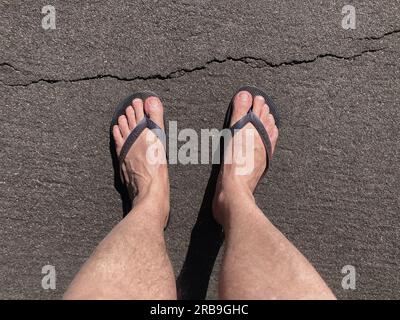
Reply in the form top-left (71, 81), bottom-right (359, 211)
top-left (1, 0), bottom-right (399, 299)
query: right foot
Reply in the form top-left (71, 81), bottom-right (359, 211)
top-left (213, 91), bottom-right (279, 224)
top-left (112, 97), bottom-right (170, 224)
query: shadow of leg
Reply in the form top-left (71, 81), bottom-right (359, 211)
top-left (176, 100), bottom-right (236, 299)
top-left (176, 163), bottom-right (224, 300)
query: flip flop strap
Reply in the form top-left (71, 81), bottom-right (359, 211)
top-left (229, 111), bottom-right (272, 170)
top-left (118, 115), bottom-right (166, 169)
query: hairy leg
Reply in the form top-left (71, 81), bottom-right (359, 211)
top-left (213, 91), bottom-right (335, 300)
top-left (64, 97), bottom-right (176, 299)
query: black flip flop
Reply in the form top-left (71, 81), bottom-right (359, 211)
top-left (222, 85), bottom-right (281, 175)
top-left (110, 91), bottom-right (169, 227)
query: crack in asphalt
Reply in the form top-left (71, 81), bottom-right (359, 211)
top-left (0, 47), bottom-right (385, 87)
top-left (0, 62), bottom-right (20, 72)
top-left (355, 29), bottom-right (400, 41)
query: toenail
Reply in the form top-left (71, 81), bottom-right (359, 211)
top-left (239, 91), bottom-right (250, 101)
top-left (132, 98), bottom-right (141, 105)
top-left (255, 95), bottom-right (265, 103)
top-left (148, 97), bottom-right (160, 108)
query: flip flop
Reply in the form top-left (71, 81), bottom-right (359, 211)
top-left (110, 91), bottom-right (169, 227)
top-left (222, 85), bottom-right (281, 175)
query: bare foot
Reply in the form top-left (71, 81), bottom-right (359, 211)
top-left (112, 96), bottom-right (169, 225)
top-left (213, 90), bottom-right (279, 225)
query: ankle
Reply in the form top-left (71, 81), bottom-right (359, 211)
top-left (130, 182), bottom-right (170, 225)
top-left (212, 180), bottom-right (255, 225)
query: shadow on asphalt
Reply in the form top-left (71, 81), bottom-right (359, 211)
top-left (176, 162), bottom-right (224, 300)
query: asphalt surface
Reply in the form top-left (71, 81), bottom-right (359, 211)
top-left (1, 0), bottom-right (399, 299)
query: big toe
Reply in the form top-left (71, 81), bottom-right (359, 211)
top-left (144, 96), bottom-right (164, 129)
top-left (231, 91), bottom-right (252, 125)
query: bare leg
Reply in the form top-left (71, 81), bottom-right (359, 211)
top-left (213, 91), bottom-right (335, 300)
top-left (64, 97), bottom-right (176, 299)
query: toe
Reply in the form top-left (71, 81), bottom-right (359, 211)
top-left (144, 96), bottom-right (164, 129)
top-left (126, 106), bottom-right (136, 129)
top-left (132, 98), bottom-right (144, 122)
top-left (262, 112), bottom-right (278, 154)
top-left (265, 113), bottom-right (276, 131)
top-left (231, 91), bottom-right (252, 125)
top-left (112, 125), bottom-right (123, 152)
top-left (264, 113), bottom-right (276, 145)
top-left (252, 95), bottom-right (265, 117)
top-left (260, 103), bottom-right (270, 120)
top-left (270, 126), bottom-right (279, 154)
top-left (118, 115), bottom-right (130, 137)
